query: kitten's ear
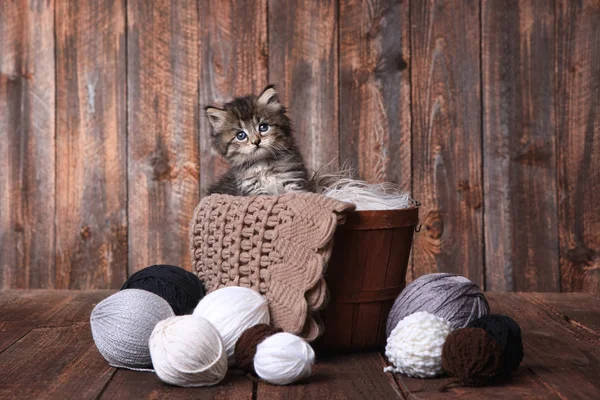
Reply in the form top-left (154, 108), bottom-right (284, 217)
top-left (257, 85), bottom-right (281, 109)
top-left (205, 107), bottom-right (227, 130)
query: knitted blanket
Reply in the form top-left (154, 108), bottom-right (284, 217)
top-left (190, 193), bottom-right (354, 341)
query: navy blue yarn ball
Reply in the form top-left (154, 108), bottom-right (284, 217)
top-left (121, 265), bottom-right (206, 315)
top-left (468, 314), bottom-right (524, 376)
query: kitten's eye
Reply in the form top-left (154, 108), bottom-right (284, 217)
top-left (236, 131), bottom-right (247, 141)
top-left (258, 123), bottom-right (269, 133)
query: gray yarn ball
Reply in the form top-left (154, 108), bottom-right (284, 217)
top-left (386, 273), bottom-right (490, 337)
top-left (91, 289), bottom-right (175, 370)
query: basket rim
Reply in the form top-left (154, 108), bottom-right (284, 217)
top-left (341, 206), bottom-right (419, 230)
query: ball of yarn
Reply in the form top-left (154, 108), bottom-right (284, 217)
top-left (193, 286), bottom-right (270, 365)
top-left (121, 264), bottom-right (206, 315)
top-left (384, 311), bottom-right (454, 378)
top-left (235, 324), bottom-right (315, 385)
top-left (468, 315), bottom-right (524, 375)
top-left (149, 315), bottom-right (228, 387)
top-left (255, 332), bottom-right (315, 385)
top-left (441, 327), bottom-right (503, 389)
top-left (235, 324), bottom-right (282, 371)
top-left (90, 289), bottom-right (175, 370)
top-left (386, 273), bottom-right (489, 337)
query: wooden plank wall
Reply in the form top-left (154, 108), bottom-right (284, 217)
top-left (0, 0), bottom-right (55, 289)
top-left (411, 0), bottom-right (484, 285)
top-left (482, 0), bottom-right (559, 291)
top-left (55, 0), bottom-right (128, 289)
top-left (0, 0), bottom-right (598, 292)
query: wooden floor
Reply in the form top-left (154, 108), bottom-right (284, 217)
top-left (0, 291), bottom-right (598, 399)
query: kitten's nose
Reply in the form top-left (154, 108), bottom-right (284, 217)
top-left (251, 137), bottom-right (261, 146)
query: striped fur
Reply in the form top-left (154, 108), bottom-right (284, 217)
top-left (205, 86), bottom-right (312, 196)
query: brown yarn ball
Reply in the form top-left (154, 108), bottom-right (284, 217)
top-left (234, 324), bottom-right (282, 372)
top-left (441, 327), bottom-right (504, 390)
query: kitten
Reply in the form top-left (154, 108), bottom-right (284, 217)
top-left (205, 85), bottom-right (312, 196)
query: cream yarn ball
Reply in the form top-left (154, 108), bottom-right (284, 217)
top-left (193, 286), bottom-right (270, 365)
top-left (149, 315), bottom-right (227, 387)
top-left (254, 332), bottom-right (315, 385)
top-left (384, 311), bottom-right (454, 378)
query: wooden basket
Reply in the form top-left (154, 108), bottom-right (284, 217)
top-left (318, 207), bottom-right (419, 352)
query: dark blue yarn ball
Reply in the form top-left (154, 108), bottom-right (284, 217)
top-left (121, 265), bottom-right (206, 315)
top-left (468, 314), bottom-right (524, 376)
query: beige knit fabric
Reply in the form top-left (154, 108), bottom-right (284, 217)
top-left (190, 193), bottom-right (354, 341)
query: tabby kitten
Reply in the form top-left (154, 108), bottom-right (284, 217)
top-left (205, 85), bottom-right (312, 196)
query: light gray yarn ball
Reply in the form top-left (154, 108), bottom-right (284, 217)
top-left (91, 289), bottom-right (175, 370)
top-left (386, 273), bottom-right (489, 337)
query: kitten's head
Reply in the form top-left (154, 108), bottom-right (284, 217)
top-left (205, 85), bottom-right (293, 166)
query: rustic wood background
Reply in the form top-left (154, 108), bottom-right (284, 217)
top-left (1, 0), bottom-right (598, 292)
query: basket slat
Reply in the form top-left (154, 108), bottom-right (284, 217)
top-left (319, 208), bottom-right (418, 352)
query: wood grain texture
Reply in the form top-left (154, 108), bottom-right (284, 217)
top-left (0, 290), bottom-right (114, 398)
top-left (55, 0), bottom-right (128, 289)
top-left (0, 290), bottom-right (20, 308)
top-left (395, 368), bottom-right (561, 399)
top-left (482, 0), bottom-right (559, 291)
top-left (268, 0), bottom-right (339, 174)
top-left (100, 369), bottom-right (253, 400)
top-left (339, 0), bottom-right (411, 186)
top-left (488, 292), bottom-right (600, 399)
top-left (320, 226), bottom-right (413, 351)
top-left (0, 325), bottom-right (114, 399)
top-left (0, 291), bottom-right (74, 353)
top-left (525, 292), bottom-right (600, 333)
top-left (198, 0), bottom-right (268, 194)
top-left (556, 0), bottom-right (600, 292)
top-left (0, 290), bottom-right (111, 353)
top-left (0, 290), bottom-right (110, 327)
top-left (128, 0), bottom-right (200, 273)
top-left (411, 0), bottom-right (483, 284)
top-left (342, 207), bottom-right (419, 230)
top-left (257, 353), bottom-right (403, 399)
top-left (2, 0), bottom-right (600, 293)
top-left (0, 0), bottom-right (55, 289)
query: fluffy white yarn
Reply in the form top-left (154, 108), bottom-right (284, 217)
top-left (193, 286), bottom-right (270, 365)
top-left (322, 178), bottom-right (416, 211)
top-left (384, 311), bottom-right (453, 378)
top-left (149, 315), bottom-right (228, 387)
top-left (254, 332), bottom-right (315, 385)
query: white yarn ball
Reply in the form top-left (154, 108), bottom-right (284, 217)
top-left (384, 311), bottom-right (453, 378)
top-left (193, 286), bottom-right (270, 365)
top-left (254, 332), bottom-right (315, 385)
top-left (149, 315), bottom-right (228, 387)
